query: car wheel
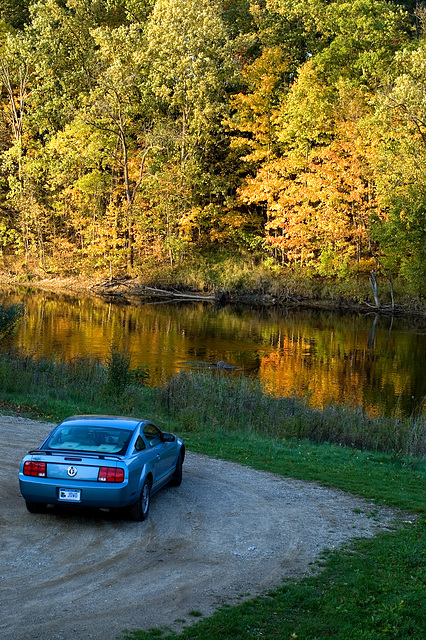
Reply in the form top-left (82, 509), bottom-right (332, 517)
top-left (129, 478), bottom-right (151, 521)
top-left (25, 501), bottom-right (47, 514)
top-left (169, 453), bottom-right (183, 487)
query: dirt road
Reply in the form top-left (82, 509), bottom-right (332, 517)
top-left (0, 416), bottom-right (398, 640)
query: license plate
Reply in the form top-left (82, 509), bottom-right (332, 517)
top-left (59, 488), bottom-right (81, 502)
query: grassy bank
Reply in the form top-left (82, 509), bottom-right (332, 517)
top-left (2, 249), bottom-right (426, 315)
top-left (0, 349), bottom-right (424, 639)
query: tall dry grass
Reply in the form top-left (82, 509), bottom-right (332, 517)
top-left (156, 371), bottom-right (426, 457)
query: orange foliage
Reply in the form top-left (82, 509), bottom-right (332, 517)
top-left (227, 47), bottom-right (289, 163)
top-left (239, 121), bottom-right (383, 266)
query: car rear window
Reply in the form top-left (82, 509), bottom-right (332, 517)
top-left (43, 426), bottom-right (133, 455)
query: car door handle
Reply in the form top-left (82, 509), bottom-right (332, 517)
top-left (156, 454), bottom-right (160, 459)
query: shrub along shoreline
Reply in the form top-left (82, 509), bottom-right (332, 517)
top-left (0, 349), bottom-right (424, 639)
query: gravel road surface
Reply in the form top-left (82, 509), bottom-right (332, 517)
top-left (1, 416), bottom-right (398, 640)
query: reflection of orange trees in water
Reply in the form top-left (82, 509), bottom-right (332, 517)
top-left (259, 349), bottom-right (365, 411)
top-left (5, 289), bottom-right (424, 416)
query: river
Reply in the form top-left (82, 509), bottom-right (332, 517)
top-left (1, 286), bottom-right (425, 417)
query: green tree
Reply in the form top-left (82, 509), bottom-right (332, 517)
top-left (268, 0), bottom-right (411, 84)
top-left (25, 0), bottom-right (102, 134)
top-left (82, 24), bottom-right (154, 268)
top-left (0, 28), bottom-right (36, 260)
top-left (144, 0), bottom-right (242, 250)
top-left (0, 0), bottom-right (31, 30)
top-left (146, 0), bottom-right (236, 171)
top-left (370, 34), bottom-right (426, 293)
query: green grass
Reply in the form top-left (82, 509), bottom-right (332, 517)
top-left (0, 350), bottom-right (424, 640)
top-left (176, 428), bottom-right (425, 513)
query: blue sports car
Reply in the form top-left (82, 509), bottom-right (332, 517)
top-left (19, 415), bottom-right (185, 521)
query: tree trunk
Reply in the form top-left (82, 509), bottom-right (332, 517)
top-left (369, 271), bottom-right (381, 308)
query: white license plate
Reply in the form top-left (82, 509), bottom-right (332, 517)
top-left (59, 488), bottom-right (81, 502)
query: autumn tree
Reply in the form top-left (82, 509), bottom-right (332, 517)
top-left (234, 0), bottom-right (411, 273)
top-left (0, 0), bottom-right (424, 291)
top-left (81, 23), bottom-right (158, 268)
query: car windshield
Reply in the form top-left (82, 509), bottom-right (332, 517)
top-left (43, 425), bottom-right (133, 455)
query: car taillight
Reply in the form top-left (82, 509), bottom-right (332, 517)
top-left (23, 461), bottom-right (47, 477)
top-left (97, 466), bottom-right (124, 483)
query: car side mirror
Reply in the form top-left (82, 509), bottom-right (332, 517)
top-left (162, 432), bottom-right (175, 442)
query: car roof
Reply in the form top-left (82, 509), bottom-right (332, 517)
top-left (58, 415), bottom-right (149, 431)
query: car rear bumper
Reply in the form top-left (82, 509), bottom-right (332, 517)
top-left (19, 476), bottom-right (136, 509)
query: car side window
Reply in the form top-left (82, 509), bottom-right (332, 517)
top-left (143, 424), bottom-right (162, 447)
top-left (135, 435), bottom-right (146, 452)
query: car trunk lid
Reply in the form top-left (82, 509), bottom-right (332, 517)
top-left (28, 452), bottom-right (122, 482)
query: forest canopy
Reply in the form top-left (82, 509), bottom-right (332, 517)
top-left (0, 0), bottom-right (425, 294)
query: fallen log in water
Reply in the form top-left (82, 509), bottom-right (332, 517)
top-left (91, 280), bottom-right (218, 302)
top-left (142, 287), bottom-right (217, 301)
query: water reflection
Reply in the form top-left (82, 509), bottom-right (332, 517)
top-left (1, 287), bottom-right (425, 416)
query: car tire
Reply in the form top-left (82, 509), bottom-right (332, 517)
top-left (25, 501), bottom-right (47, 514)
top-left (169, 452), bottom-right (183, 487)
top-left (129, 478), bottom-right (151, 521)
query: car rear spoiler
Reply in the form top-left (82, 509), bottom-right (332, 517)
top-left (27, 449), bottom-right (122, 461)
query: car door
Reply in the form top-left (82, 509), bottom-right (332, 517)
top-left (142, 424), bottom-right (176, 487)
top-left (125, 430), bottom-right (157, 497)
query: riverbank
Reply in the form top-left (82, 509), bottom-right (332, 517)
top-left (1, 269), bottom-right (425, 317)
